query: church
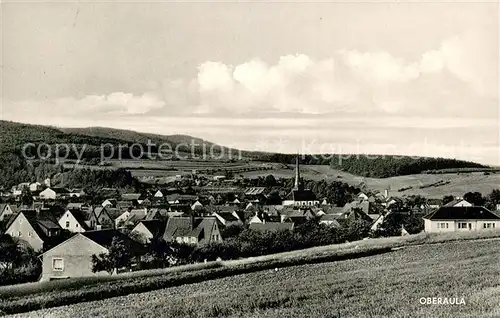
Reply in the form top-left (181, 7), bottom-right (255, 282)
top-left (282, 155), bottom-right (320, 206)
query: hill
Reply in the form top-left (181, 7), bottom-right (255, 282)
top-left (13, 238), bottom-right (500, 317)
top-left (0, 120), bottom-right (490, 181)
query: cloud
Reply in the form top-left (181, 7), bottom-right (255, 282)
top-left (190, 32), bottom-right (497, 115)
top-left (3, 30), bottom-right (496, 121)
top-left (3, 92), bottom-right (165, 119)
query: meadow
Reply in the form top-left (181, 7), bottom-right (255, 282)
top-left (11, 238), bottom-right (500, 318)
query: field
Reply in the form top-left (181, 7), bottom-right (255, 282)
top-left (62, 157), bottom-right (500, 197)
top-left (11, 238), bottom-right (500, 318)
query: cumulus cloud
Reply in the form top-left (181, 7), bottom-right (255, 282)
top-left (3, 31), bottom-right (496, 121)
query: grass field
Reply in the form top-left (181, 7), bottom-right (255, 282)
top-left (12, 238), bottom-right (500, 318)
top-left (3, 231), bottom-right (500, 317)
top-left (240, 164), bottom-right (500, 198)
top-left (63, 157), bottom-right (500, 197)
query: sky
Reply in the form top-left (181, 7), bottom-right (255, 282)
top-left (1, 1), bottom-right (499, 164)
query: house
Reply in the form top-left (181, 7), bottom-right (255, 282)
top-left (163, 216), bottom-right (222, 245)
top-left (318, 214), bottom-right (342, 227)
top-left (114, 210), bottom-right (130, 228)
top-left (58, 210), bottom-right (90, 233)
top-left (370, 211), bottom-right (392, 231)
top-left (121, 193), bottom-right (141, 202)
top-left (39, 229), bottom-right (143, 281)
top-left (249, 222), bottom-right (294, 233)
top-left (39, 187), bottom-right (70, 200)
top-left (29, 182), bottom-right (43, 192)
top-left (131, 220), bottom-right (167, 243)
top-left (191, 200), bottom-right (203, 211)
top-left (443, 199), bottom-right (472, 207)
top-left (69, 189), bottom-right (86, 198)
top-left (123, 208), bottom-right (149, 226)
top-left (212, 211), bottom-right (242, 227)
top-left (423, 206), bottom-right (500, 233)
top-left (426, 198), bottom-right (442, 209)
top-left (101, 199), bottom-right (117, 208)
top-left (0, 204), bottom-right (17, 222)
top-left (358, 193), bottom-right (369, 201)
top-left (283, 155), bottom-right (319, 206)
top-left (90, 207), bottom-right (119, 229)
top-left (5, 210), bottom-right (62, 251)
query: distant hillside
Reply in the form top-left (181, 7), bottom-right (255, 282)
top-left (257, 153), bottom-right (487, 178)
top-left (59, 127), bottom-right (210, 149)
top-left (0, 120), bottom-right (489, 180)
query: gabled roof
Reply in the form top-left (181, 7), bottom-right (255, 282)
top-left (285, 189), bottom-right (317, 201)
top-left (121, 193), bottom-right (141, 201)
top-left (51, 187), bottom-right (70, 194)
top-left (163, 216), bottom-right (218, 243)
top-left (423, 206), bottom-right (500, 220)
top-left (81, 229), bottom-right (144, 254)
top-left (8, 210), bottom-right (62, 244)
top-left (244, 187), bottom-right (266, 195)
top-left (443, 199), bottom-right (471, 207)
top-left (214, 212), bottom-right (239, 222)
top-left (65, 209), bottom-right (91, 231)
top-left (249, 222), bottom-right (294, 232)
top-left (137, 219), bottom-right (167, 236)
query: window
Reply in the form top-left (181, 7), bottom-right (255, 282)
top-left (52, 258), bottom-right (64, 271)
top-left (18, 231), bottom-right (22, 237)
top-left (76, 223), bottom-right (79, 228)
top-left (190, 237), bottom-right (197, 244)
top-left (458, 222), bottom-right (468, 229)
top-left (65, 221), bottom-right (70, 228)
top-left (438, 223), bottom-right (448, 229)
top-left (28, 231), bottom-right (33, 237)
top-left (483, 223), bottom-right (496, 229)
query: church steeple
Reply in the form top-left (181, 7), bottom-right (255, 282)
top-left (294, 153), bottom-right (301, 190)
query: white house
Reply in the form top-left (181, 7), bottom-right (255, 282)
top-left (114, 211), bottom-right (131, 228)
top-left (443, 199), bottom-right (472, 207)
top-left (358, 193), bottom-right (369, 201)
top-left (58, 210), bottom-right (90, 233)
top-left (39, 188), bottom-right (57, 200)
top-left (423, 206), bottom-right (500, 233)
top-left (29, 182), bottom-right (42, 192)
top-left (39, 187), bottom-right (69, 200)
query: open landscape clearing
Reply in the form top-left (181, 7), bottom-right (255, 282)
top-left (11, 238), bottom-right (500, 318)
top-left (64, 158), bottom-right (500, 197)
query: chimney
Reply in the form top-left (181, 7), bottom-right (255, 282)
top-left (384, 188), bottom-right (389, 199)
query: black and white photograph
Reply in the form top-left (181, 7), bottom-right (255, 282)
top-left (0, 0), bottom-right (499, 317)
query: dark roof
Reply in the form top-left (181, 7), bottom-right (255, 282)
top-left (285, 189), bottom-right (317, 201)
top-left (7, 210), bottom-right (62, 244)
top-left (163, 216), bottom-right (218, 243)
top-left (51, 187), bottom-right (70, 194)
top-left (423, 206), bottom-right (500, 220)
top-left (249, 222), bottom-right (294, 232)
top-left (82, 229), bottom-right (143, 253)
top-left (215, 212), bottom-right (239, 222)
top-left (67, 210), bottom-right (91, 230)
top-left (138, 220), bottom-right (167, 236)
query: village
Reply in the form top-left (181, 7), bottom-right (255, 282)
top-left (1, 155), bottom-right (500, 284)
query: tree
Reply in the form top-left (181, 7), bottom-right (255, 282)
top-left (264, 175), bottom-right (277, 187)
top-left (91, 236), bottom-right (132, 274)
top-left (463, 192), bottom-right (485, 206)
top-left (20, 188), bottom-right (33, 206)
top-left (442, 195), bottom-right (454, 205)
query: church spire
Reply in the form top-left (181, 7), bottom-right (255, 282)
top-left (294, 153), bottom-right (300, 190)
